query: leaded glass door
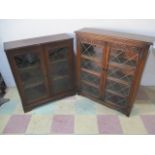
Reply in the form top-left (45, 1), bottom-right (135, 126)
top-left (11, 46), bottom-right (49, 103)
top-left (77, 40), bottom-right (105, 98)
top-left (45, 41), bottom-right (74, 95)
top-left (103, 44), bottom-right (140, 107)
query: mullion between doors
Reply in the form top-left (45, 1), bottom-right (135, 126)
top-left (99, 42), bottom-right (110, 99)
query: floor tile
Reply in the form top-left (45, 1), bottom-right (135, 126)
top-left (5, 87), bottom-right (20, 101)
top-left (75, 115), bottom-right (98, 134)
top-left (51, 115), bottom-right (74, 134)
top-left (141, 115), bottom-right (155, 134)
top-left (145, 87), bottom-right (155, 102)
top-left (3, 115), bottom-right (31, 134)
top-left (136, 87), bottom-right (149, 100)
top-left (0, 100), bottom-right (17, 115)
top-left (62, 96), bottom-right (76, 102)
top-left (75, 95), bottom-right (86, 100)
top-left (0, 115), bottom-right (10, 133)
top-left (119, 115), bottom-right (147, 134)
top-left (14, 103), bottom-right (25, 114)
top-left (26, 115), bottom-right (52, 134)
top-left (30, 102), bottom-right (57, 115)
top-left (1, 86), bottom-right (155, 135)
top-left (95, 103), bottom-right (121, 115)
top-left (97, 115), bottom-right (123, 134)
top-left (133, 100), bottom-right (155, 115)
top-left (75, 98), bottom-right (96, 114)
top-left (54, 101), bottom-right (75, 114)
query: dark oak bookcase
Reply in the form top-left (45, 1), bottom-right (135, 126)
top-left (4, 34), bottom-right (76, 112)
top-left (75, 28), bottom-right (153, 116)
top-left (4, 29), bottom-right (153, 116)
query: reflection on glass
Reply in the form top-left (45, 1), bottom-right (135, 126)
top-left (106, 80), bottom-right (130, 96)
top-left (109, 48), bottom-right (139, 67)
top-left (81, 59), bottom-right (101, 73)
top-left (52, 77), bottom-right (72, 94)
top-left (48, 46), bottom-right (72, 94)
top-left (24, 84), bottom-right (47, 102)
top-left (81, 43), bottom-right (103, 61)
top-left (15, 53), bottom-right (39, 68)
top-left (102, 46), bottom-right (140, 106)
top-left (108, 66), bottom-right (134, 84)
top-left (51, 61), bottom-right (68, 77)
top-left (81, 71), bottom-right (100, 86)
top-left (81, 84), bottom-right (99, 97)
top-left (105, 92), bottom-right (127, 106)
top-left (49, 47), bottom-right (69, 78)
top-left (49, 47), bottom-right (68, 62)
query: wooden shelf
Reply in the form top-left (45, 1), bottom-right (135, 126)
top-left (81, 80), bottom-right (99, 89)
top-left (81, 55), bottom-right (102, 64)
top-left (24, 80), bottom-right (44, 89)
top-left (53, 75), bottom-right (69, 81)
top-left (106, 89), bottom-right (126, 98)
top-left (81, 68), bottom-right (100, 77)
top-left (107, 76), bottom-right (129, 86)
top-left (25, 89), bottom-right (47, 102)
top-left (80, 90), bottom-right (99, 99)
top-left (19, 63), bottom-right (39, 71)
top-left (50, 59), bottom-right (67, 64)
top-left (104, 99), bottom-right (125, 108)
top-left (109, 61), bottom-right (136, 70)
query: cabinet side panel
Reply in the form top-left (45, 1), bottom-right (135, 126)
top-left (127, 46), bottom-right (150, 115)
top-left (66, 39), bottom-right (77, 92)
top-left (76, 34), bottom-right (82, 92)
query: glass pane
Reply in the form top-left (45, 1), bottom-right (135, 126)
top-left (106, 80), bottom-right (130, 96)
top-left (24, 84), bottom-right (47, 102)
top-left (19, 68), bottom-right (43, 88)
top-left (104, 92), bottom-right (127, 106)
top-left (15, 53), bottom-right (39, 69)
top-left (109, 47), bottom-right (139, 67)
top-left (48, 47), bottom-right (69, 78)
top-left (108, 66), bottom-right (134, 84)
top-left (79, 42), bottom-right (102, 98)
top-left (51, 61), bottom-right (68, 77)
top-left (103, 46), bottom-right (140, 106)
top-left (81, 43), bottom-right (103, 61)
top-left (49, 47), bottom-right (68, 62)
top-left (80, 84), bottom-right (99, 97)
top-left (81, 59), bottom-right (101, 73)
top-left (81, 71), bottom-right (100, 86)
top-left (48, 46), bottom-right (73, 94)
top-left (14, 52), bottom-right (48, 102)
top-left (52, 77), bottom-right (72, 94)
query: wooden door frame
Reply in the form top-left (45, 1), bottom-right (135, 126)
top-left (76, 34), bottom-right (106, 98)
top-left (6, 46), bottom-right (50, 106)
top-left (43, 39), bottom-right (76, 97)
top-left (126, 46), bottom-right (150, 115)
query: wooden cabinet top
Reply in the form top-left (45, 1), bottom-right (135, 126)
top-left (76, 28), bottom-right (155, 47)
top-left (4, 33), bottom-right (73, 51)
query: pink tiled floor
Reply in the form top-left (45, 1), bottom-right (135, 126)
top-left (51, 115), bottom-right (74, 134)
top-left (0, 86), bottom-right (155, 134)
top-left (3, 115), bottom-right (31, 134)
top-left (141, 115), bottom-right (155, 134)
top-left (98, 115), bottom-right (122, 134)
